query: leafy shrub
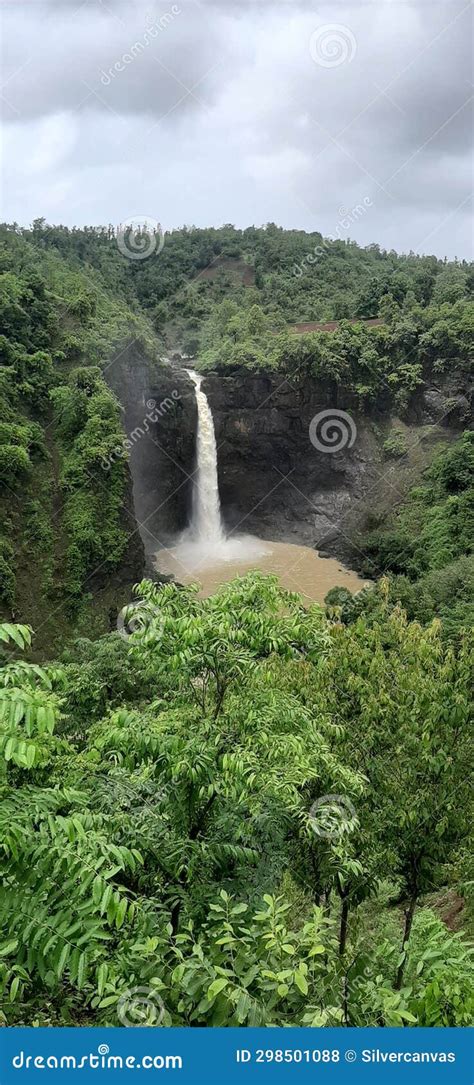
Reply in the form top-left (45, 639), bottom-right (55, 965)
top-left (0, 444), bottom-right (30, 487)
top-left (361, 432), bottom-right (473, 628)
top-left (383, 430), bottom-right (408, 458)
top-left (404, 912), bottom-right (474, 1026)
top-left (0, 537), bottom-right (15, 607)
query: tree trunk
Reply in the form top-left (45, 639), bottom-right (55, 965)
top-left (395, 894), bottom-right (417, 989)
top-left (339, 898), bottom-right (349, 957)
top-left (342, 969), bottom-right (349, 1026)
top-left (213, 681), bottom-right (226, 719)
top-left (170, 899), bottom-right (182, 937)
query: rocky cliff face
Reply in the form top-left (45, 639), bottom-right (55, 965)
top-left (200, 369), bottom-right (380, 559)
top-left (106, 344), bottom-right (197, 561)
top-left (108, 348), bottom-right (471, 569)
top-left (202, 366), bottom-right (471, 565)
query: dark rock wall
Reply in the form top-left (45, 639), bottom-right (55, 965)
top-left (202, 369), bottom-right (379, 556)
top-left (202, 367), bottom-right (471, 563)
top-left (105, 343), bottom-right (196, 559)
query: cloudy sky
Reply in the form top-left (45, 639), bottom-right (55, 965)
top-left (1, 0), bottom-right (472, 257)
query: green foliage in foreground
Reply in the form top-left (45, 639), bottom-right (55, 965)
top-left (0, 573), bottom-right (472, 1026)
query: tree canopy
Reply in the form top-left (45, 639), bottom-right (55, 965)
top-left (0, 575), bottom-right (472, 1026)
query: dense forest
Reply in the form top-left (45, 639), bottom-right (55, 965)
top-left (0, 220), bottom-right (472, 1027)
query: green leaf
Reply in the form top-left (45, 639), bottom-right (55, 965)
top-left (0, 940), bottom-right (18, 957)
top-left (56, 943), bottom-right (70, 980)
top-left (97, 963), bottom-right (108, 997)
top-left (100, 885), bottom-right (113, 916)
top-left (92, 876), bottom-right (103, 907)
top-left (77, 951), bottom-right (88, 990)
top-left (26, 744), bottom-right (36, 769)
top-left (207, 977), bottom-right (228, 1001)
top-left (235, 990), bottom-right (251, 1023)
top-left (294, 971), bottom-right (308, 995)
top-left (115, 899), bottom-right (127, 929)
top-left (98, 995), bottom-right (119, 1008)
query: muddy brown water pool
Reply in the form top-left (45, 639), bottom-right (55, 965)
top-left (154, 536), bottom-right (368, 604)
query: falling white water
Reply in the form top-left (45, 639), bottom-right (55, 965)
top-left (186, 369), bottom-right (224, 543)
top-left (163, 368), bottom-right (270, 573)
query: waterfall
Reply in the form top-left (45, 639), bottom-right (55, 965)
top-left (186, 369), bottom-right (224, 542)
top-left (165, 367), bottom-right (268, 573)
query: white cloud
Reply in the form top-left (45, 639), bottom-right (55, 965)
top-left (27, 113), bottom-right (78, 173)
top-left (0, 0), bottom-right (471, 257)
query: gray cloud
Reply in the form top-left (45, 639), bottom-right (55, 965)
top-left (0, 0), bottom-right (472, 257)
